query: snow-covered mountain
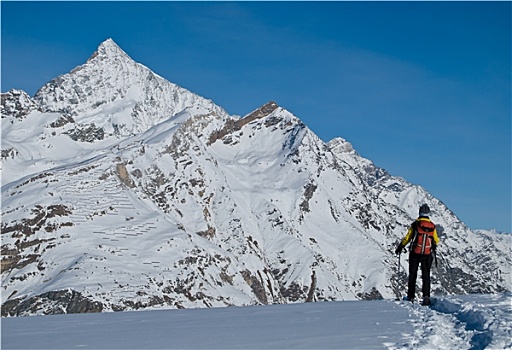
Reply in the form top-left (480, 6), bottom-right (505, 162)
top-left (1, 39), bottom-right (510, 316)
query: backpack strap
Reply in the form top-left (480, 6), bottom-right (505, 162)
top-left (410, 221), bottom-right (419, 247)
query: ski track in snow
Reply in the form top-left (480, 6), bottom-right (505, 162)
top-left (388, 293), bottom-right (512, 350)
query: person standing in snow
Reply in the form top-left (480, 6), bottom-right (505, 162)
top-left (395, 204), bottom-right (440, 305)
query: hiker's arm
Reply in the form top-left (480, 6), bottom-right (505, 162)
top-left (401, 224), bottom-right (415, 246)
top-left (433, 228), bottom-right (440, 245)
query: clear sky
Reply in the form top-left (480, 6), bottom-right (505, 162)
top-left (1, 1), bottom-right (510, 233)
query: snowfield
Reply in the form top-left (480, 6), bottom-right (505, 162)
top-left (2, 293), bottom-right (510, 349)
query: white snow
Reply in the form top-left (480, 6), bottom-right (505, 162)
top-left (2, 294), bottom-right (510, 349)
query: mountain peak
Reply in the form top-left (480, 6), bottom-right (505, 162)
top-left (208, 101), bottom-right (281, 145)
top-left (99, 38), bottom-right (118, 49)
top-left (245, 100), bottom-right (279, 120)
top-left (32, 39), bottom-right (228, 140)
top-left (87, 38), bottom-right (129, 63)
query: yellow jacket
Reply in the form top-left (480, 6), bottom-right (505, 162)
top-left (401, 217), bottom-right (440, 247)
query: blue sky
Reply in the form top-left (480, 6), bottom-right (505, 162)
top-left (1, 1), bottom-right (510, 232)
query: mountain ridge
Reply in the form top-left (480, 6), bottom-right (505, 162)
top-left (1, 39), bottom-right (510, 316)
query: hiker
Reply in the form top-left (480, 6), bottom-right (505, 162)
top-left (395, 204), bottom-right (440, 305)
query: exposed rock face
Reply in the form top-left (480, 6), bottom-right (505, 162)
top-left (208, 101), bottom-right (279, 145)
top-left (1, 89), bottom-right (40, 119)
top-left (2, 290), bottom-right (103, 316)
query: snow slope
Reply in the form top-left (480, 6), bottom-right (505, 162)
top-left (2, 294), bottom-right (510, 350)
top-left (1, 39), bottom-right (510, 316)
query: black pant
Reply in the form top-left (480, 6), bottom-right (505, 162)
top-left (407, 252), bottom-right (433, 300)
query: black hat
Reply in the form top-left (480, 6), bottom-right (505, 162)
top-left (419, 204), bottom-right (430, 217)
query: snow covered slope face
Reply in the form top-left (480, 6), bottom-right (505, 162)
top-left (34, 39), bottom-right (227, 137)
top-left (1, 39), bottom-right (510, 316)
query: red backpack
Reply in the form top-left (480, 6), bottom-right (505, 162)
top-left (413, 220), bottom-right (436, 255)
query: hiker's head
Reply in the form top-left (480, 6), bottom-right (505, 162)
top-left (419, 204), bottom-right (430, 217)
